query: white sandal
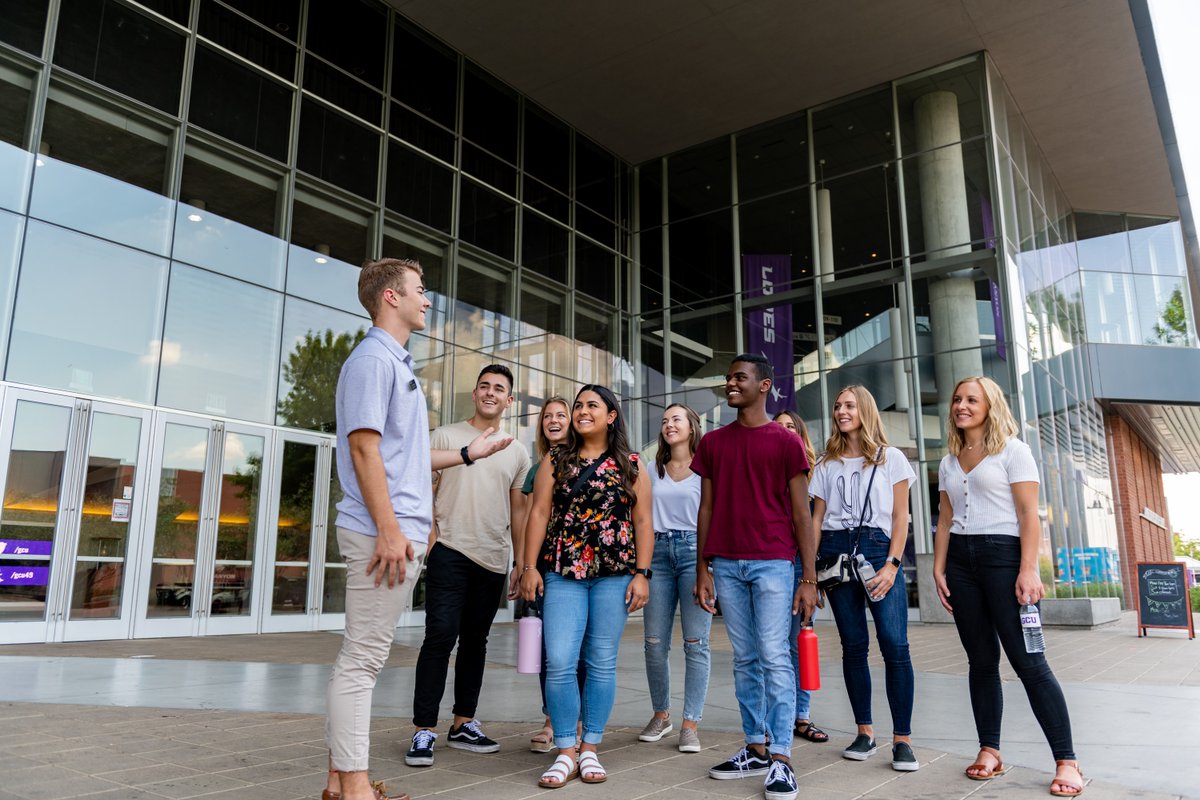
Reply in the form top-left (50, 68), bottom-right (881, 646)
top-left (578, 750), bottom-right (607, 784)
top-left (537, 753), bottom-right (578, 789)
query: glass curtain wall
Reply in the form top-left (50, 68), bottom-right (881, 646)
top-left (0, 0), bottom-right (632, 623)
top-left (634, 56), bottom-right (1002, 605)
top-left (0, 0), bottom-right (631, 455)
top-left (985, 59), bottom-right (1122, 601)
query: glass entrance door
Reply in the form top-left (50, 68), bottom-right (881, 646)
top-left (0, 388), bottom-right (152, 643)
top-left (133, 415), bottom-right (270, 637)
top-left (260, 431), bottom-right (332, 632)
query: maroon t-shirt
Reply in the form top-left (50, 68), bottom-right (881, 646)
top-left (691, 420), bottom-right (809, 561)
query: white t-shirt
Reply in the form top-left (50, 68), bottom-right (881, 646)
top-left (648, 465), bottom-right (701, 532)
top-left (810, 446), bottom-right (915, 535)
top-left (938, 437), bottom-right (1040, 537)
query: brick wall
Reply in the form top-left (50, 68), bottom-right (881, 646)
top-left (1106, 413), bottom-right (1173, 606)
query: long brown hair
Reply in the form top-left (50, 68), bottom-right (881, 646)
top-left (555, 384), bottom-right (639, 503)
top-left (773, 409), bottom-right (816, 468)
top-left (656, 403), bottom-right (703, 478)
top-left (536, 396), bottom-right (569, 458)
top-left (946, 376), bottom-right (1019, 456)
top-left (823, 385), bottom-right (888, 465)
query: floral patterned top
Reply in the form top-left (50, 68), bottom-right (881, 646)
top-left (540, 451), bottom-right (639, 579)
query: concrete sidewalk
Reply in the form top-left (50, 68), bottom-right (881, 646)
top-left (0, 612), bottom-right (1196, 800)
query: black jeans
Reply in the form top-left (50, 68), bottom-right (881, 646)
top-left (945, 534), bottom-right (1075, 760)
top-left (412, 542), bottom-right (505, 727)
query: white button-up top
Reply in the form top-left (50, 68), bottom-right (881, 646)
top-left (938, 437), bottom-right (1040, 537)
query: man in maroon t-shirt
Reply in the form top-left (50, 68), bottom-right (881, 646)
top-left (693, 354), bottom-right (816, 800)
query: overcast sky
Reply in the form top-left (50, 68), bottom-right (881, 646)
top-left (1148, 0), bottom-right (1200, 539)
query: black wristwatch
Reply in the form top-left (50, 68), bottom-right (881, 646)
top-left (886, 556), bottom-right (902, 569)
top-left (460, 445), bottom-right (474, 466)
top-left (634, 568), bottom-right (652, 579)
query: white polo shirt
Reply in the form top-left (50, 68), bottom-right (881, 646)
top-left (938, 437), bottom-right (1040, 537)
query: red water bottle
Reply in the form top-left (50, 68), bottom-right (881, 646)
top-left (797, 622), bottom-right (820, 691)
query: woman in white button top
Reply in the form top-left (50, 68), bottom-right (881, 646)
top-left (931, 376), bottom-right (1083, 798)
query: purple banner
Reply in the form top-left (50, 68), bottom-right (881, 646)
top-left (979, 194), bottom-right (1007, 361)
top-left (741, 254), bottom-right (794, 415)
top-left (0, 567), bottom-right (49, 586)
top-left (0, 539), bottom-right (52, 557)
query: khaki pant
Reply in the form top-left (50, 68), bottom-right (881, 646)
top-left (325, 527), bottom-right (427, 772)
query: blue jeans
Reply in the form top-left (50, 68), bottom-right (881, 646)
top-left (819, 528), bottom-right (914, 735)
top-left (643, 530), bottom-right (713, 722)
top-left (789, 556), bottom-right (813, 720)
top-left (711, 557), bottom-right (795, 757)
top-left (543, 572), bottom-right (632, 749)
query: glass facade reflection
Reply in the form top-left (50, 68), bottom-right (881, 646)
top-left (0, 2), bottom-right (1194, 640)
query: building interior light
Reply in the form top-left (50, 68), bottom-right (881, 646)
top-left (187, 214), bottom-right (203, 223)
top-left (315, 257), bottom-right (328, 264)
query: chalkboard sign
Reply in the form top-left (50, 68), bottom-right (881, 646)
top-left (1136, 562), bottom-right (1195, 638)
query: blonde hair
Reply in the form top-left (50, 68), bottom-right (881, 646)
top-left (823, 385), bottom-right (888, 465)
top-left (946, 376), bottom-right (1019, 456)
top-left (773, 410), bottom-right (816, 468)
top-left (656, 403), bottom-right (703, 478)
top-left (358, 257), bottom-right (423, 319)
top-left (536, 396), bottom-right (570, 459)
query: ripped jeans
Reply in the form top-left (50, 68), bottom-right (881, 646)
top-left (642, 530), bottom-right (713, 722)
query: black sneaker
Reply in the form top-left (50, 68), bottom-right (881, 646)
top-left (891, 741), bottom-right (920, 771)
top-left (446, 719), bottom-right (500, 753)
top-left (708, 746), bottom-right (771, 780)
top-left (842, 733), bottom-right (877, 761)
top-left (405, 729), bottom-right (437, 766)
top-left (763, 759), bottom-right (798, 800)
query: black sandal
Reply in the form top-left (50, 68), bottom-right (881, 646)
top-left (794, 720), bottom-right (829, 743)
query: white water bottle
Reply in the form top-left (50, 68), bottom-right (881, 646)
top-left (1020, 602), bottom-right (1045, 653)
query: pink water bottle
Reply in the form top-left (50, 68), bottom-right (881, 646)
top-left (517, 607), bottom-right (542, 674)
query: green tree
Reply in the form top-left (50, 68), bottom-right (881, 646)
top-left (1151, 287), bottom-right (1191, 345)
top-left (1173, 531), bottom-right (1200, 560)
top-left (277, 328), bottom-right (367, 432)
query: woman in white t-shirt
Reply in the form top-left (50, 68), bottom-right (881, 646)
top-left (931, 376), bottom-right (1081, 797)
top-left (810, 385), bottom-right (918, 772)
top-left (638, 403), bottom-right (711, 754)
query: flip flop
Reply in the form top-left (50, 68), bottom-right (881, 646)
top-left (1050, 760), bottom-right (1085, 797)
top-left (578, 750), bottom-right (608, 784)
top-left (537, 753), bottom-right (578, 789)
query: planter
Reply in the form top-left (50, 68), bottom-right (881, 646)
top-left (915, 553), bottom-right (1123, 627)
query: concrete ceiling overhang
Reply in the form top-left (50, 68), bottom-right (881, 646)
top-left (388, 0), bottom-right (1177, 217)
top-left (1110, 403), bottom-right (1200, 474)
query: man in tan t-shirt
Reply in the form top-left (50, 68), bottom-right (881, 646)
top-left (405, 364), bottom-right (531, 766)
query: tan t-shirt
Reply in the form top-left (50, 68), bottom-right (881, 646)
top-left (430, 420), bottom-right (531, 573)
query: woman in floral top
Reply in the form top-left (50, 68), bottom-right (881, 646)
top-left (520, 384), bottom-right (653, 788)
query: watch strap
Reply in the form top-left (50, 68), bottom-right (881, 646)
top-left (886, 556), bottom-right (902, 569)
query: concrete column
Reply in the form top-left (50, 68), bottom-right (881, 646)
top-left (915, 91), bottom-right (982, 422)
top-left (817, 187), bottom-right (834, 283)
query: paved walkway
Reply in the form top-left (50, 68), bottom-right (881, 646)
top-left (0, 612), bottom-right (1197, 800)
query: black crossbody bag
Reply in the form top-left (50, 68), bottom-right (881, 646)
top-left (814, 452), bottom-right (881, 591)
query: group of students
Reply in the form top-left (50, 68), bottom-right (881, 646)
top-left (510, 357), bottom-right (1082, 800)
top-left (321, 258), bottom-right (1083, 800)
